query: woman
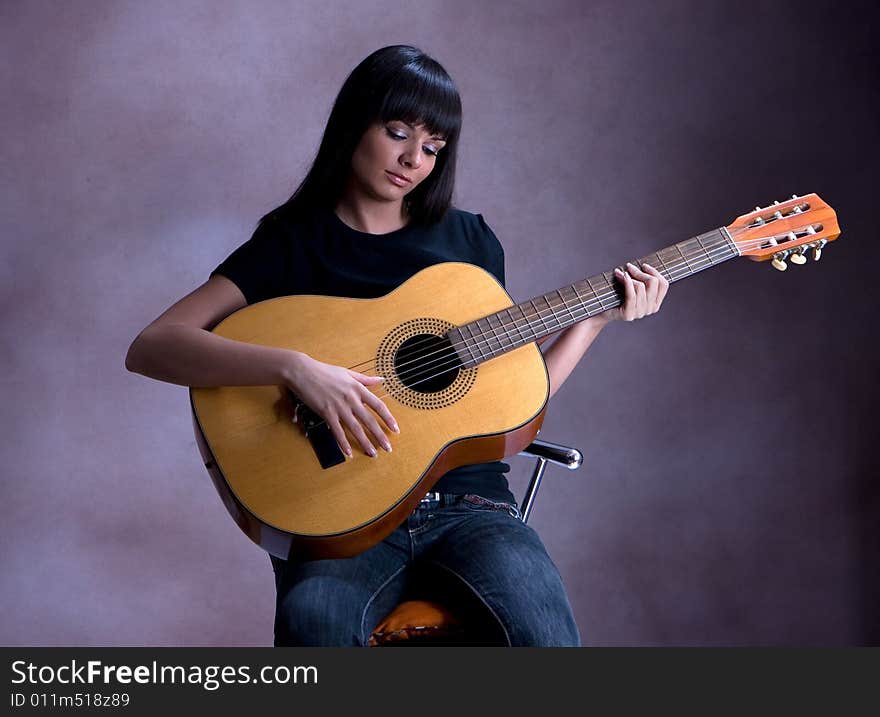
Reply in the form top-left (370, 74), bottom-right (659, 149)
top-left (125, 45), bottom-right (668, 646)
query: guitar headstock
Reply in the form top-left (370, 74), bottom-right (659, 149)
top-left (726, 193), bottom-right (840, 270)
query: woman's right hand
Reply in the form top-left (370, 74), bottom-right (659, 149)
top-left (281, 352), bottom-right (399, 458)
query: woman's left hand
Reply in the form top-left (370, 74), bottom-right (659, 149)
top-left (602, 262), bottom-right (669, 323)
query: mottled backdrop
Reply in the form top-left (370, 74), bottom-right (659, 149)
top-left (2, 0), bottom-right (877, 645)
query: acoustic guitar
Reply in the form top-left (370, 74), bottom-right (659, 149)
top-left (190, 193), bottom-right (840, 559)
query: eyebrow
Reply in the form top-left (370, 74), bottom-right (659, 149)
top-left (399, 121), bottom-right (446, 142)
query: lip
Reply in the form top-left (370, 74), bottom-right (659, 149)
top-left (385, 170), bottom-right (412, 185)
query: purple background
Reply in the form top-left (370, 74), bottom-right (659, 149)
top-left (2, 0), bottom-right (877, 646)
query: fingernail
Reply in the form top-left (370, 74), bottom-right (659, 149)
top-left (383, 442), bottom-right (392, 452)
top-left (392, 423), bottom-right (400, 433)
top-left (369, 448), bottom-right (377, 457)
top-left (643, 262), bottom-right (653, 269)
top-left (627, 262), bottom-right (636, 268)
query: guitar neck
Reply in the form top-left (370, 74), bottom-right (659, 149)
top-left (448, 226), bottom-right (739, 367)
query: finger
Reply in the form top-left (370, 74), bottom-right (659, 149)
top-left (615, 267), bottom-right (637, 321)
top-left (360, 384), bottom-right (400, 433)
top-left (351, 371), bottom-right (385, 386)
top-left (647, 264), bottom-right (670, 306)
top-left (634, 263), bottom-right (660, 310)
top-left (633, 281), bottom-right (647, 319)
top-left (328, 416), bottom-right (353, 458)
top-left (354, 403), bottom-right (393, 452)
top-left (657, 278), bottom-right (669, 306)
top-left (344, 411), bottom-right (378, 457)
top-left (625, 261), bottom-right (654, 280)
top-left (626, 266), bottom-right (647, 319)
top-left (641, 263), bottom-right (669, 311)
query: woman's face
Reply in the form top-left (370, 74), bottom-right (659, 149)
top-left (348, 119), bottom-right (447, 203)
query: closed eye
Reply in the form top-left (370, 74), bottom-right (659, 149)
top-left (385, 128), bottom-right (440, 156)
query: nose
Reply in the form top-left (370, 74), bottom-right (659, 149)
top-left (400, 144), bottom-right (422, 170)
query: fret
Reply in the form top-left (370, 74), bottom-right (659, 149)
top-left (530, 298), bottom-right (551, 336)
top-left (464, 322), bottom-right (486, 362)
top-left (572, 281), bottom-right (595, 319)
top-left (686, 237), bottom-right (713, 269)
top-left (571, 282), bottom-right (587, 316)
top-left (704, 230), bottom-right (734, 264)
top-left (674, 242), bottom-right (696, 275)
top-left (506, 307), bottom-right (527, 345)
top-left (544, 293), bottom-right (563, 332)
top-left (513, 304), bottom-right (532, 343)
top-left (477, 320), bottom-right (492, 360)
top-left (487, 311), bottom-right (506, 358)
top-left (694, 233), bottom-right (716, 267)
top-left (586, 276), bottom-right (610, 312)
top-left (651, 250), bottom-right (672, 280)
top-left (659, 246), bottom-right (686, 280)
top-left (601, 271), bottom-right (619, 306)
top-left (540, 294), bottom-right (559, 333)
top-left (719, 226), bottom-right (739, 256)
top-left (556, 288), bottom-right (578, 327)
top-left (451, 328), bottom-right (477, 367)
top-left (518, 302), bottom-right (535, 343)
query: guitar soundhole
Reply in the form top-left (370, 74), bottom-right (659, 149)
top-left (376, 317), bottom-right (477, 410)
top-left (394, 334), bottom-right (459, 393)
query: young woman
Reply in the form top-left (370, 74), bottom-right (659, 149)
top-left (125, 45), bottom-right (669, 646)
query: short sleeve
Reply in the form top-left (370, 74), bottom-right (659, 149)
top-left (476, 213), bottom-right (505, 288)
top-left (210, 216), bottom-right (288, 305)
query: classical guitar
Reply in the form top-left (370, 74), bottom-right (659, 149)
top-left (190, 193), bottom-right (840, 560)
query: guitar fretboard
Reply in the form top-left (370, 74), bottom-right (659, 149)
top-left (448, 227), bottom-right (737, 367)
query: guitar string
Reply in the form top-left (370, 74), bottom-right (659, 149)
top-left (360, 238), bottom-right (737, 394)
top-left (347, 226), bottom-right (814, 389)
top-left (331, 228), bottom-right (817, 405)
top-left (293, 225), bottom-right (819, 434)
top-left (344, 225), bottom-right (815, 380)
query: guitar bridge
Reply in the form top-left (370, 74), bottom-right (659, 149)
top-left (287, 389), bottom-right (346, 469)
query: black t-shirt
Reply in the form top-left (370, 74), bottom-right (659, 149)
top-left (210, 206), bottom-right (515, 503)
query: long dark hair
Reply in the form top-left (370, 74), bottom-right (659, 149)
top-left (260, 45), bottom-right (463, 228)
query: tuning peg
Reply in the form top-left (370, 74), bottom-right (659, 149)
top-left (790, 250), bottom-right (807, 265)
top-left (791, 194), bottom-right (798, 199)
top-left (772, 200), bottom-right (780, 205)
top-left (812, 239), bottom-right (827, 261)
top-left (773, 210), bottom-right (784, 220)
top-left (772, 252), bottom-right (788, 271)
top-left (755, 206), bottom-right (762, 211)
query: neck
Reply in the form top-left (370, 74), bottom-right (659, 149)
top-left (448, 227), bottom-right (739, 368)
top-left (335, 186), bottom-right (408, 234)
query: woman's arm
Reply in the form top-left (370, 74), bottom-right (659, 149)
top-left (541, 315), bottom-right (610, 400)
top-left (541, 262), bottom-right (669, 400)
top-left (125, 274), bottom-right (305, 388)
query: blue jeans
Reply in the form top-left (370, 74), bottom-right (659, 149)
top-left (269, 493), bottom-right (581, 646)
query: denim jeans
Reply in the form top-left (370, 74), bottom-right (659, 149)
top-left (269, 493), bottom-right (581, 646)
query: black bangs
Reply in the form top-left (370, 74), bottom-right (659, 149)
top-left (377, 59), bottom-right (462, 143)
top-left (263, 45), bottom-right (463, 227)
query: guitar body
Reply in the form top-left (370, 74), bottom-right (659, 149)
top-left (191, 262), bottom-right (549, 560)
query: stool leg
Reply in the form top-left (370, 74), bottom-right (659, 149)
top-left (520, 457), bottom-right (548, 525)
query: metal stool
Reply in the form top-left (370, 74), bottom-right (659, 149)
top-left (368, 438), bottom-right (583, 646)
